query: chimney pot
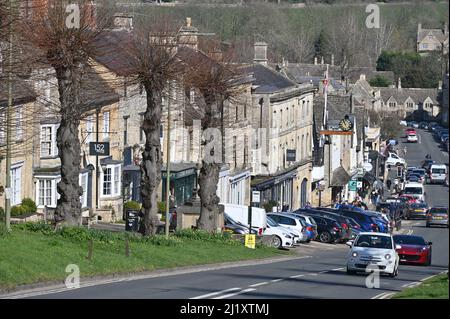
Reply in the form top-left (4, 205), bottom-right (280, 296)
top-left (331, 54), bottom-right (334, 66)
top-left (321, 56), bottom-right (324, 65)
top-left (314, 57), bottom-right (317, 65)
top-left (438, 80), bottom-right (443, 90)
top-left (397, 77), bottom-right (402, 90)
top-left (254, 42), bottom-right (268, 65)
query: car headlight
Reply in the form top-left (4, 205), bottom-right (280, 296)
top-left (385, 254), bottom-right (392, 260)
top-left (352, 252), bottom-right (358, 257)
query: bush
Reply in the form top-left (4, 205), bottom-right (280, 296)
top-left (124, 200), bottom-right (141, 211)
top-left (11, 205), bottom-right (26, 217)
top-left (263, 200), bottom-right (278, 213)
top-left (174, 229), bottom-right (239, 246)
top-left (21, 198), bottom-right (37, 213)
top-left (157, 201), bottom-right (166, 214)
top-left (0, 206), bottom-right (4, 220)
top-left (13, 222), bottom-right (54, 235)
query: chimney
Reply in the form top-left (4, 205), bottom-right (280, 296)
top-left (418, 23), bottom-right (422, 32)
top-left (438, 80), bottom-right (442, 90)
top-left (331, 54), bottom-right (334, 66)
top-left (314, 56), bottom-right (318, 65)
top-left (321, 56), bottom-right (324, 65)
top-left (178, 17), bottom-right (199, 50)
top-left (253, 42), bottom-right (268, 65)
top-left (360, 74), bottom-right (366, 81)
top-left (397, 77), bottom-right (402, 90)
top-left (113, 13), bottom-right (133, 31)
top-left (444, 23), bottom-right (448, 35)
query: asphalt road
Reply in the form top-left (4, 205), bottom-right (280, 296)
top-left (7, 130), bottom-right (448, 300)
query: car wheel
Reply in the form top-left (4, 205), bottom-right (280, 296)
top-left (388, 266), bottom-right (398, 277)
top-left (346, 267), bottom-right (357, 275)
top-left (426, 223), bottom-right (430, 228)
top-left (319, 231), bottom-right (332, 243)
top-left (271, 236), bottom-right (282, 249)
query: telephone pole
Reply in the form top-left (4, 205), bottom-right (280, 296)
top-left (4, 0), bottom-right (14, 231)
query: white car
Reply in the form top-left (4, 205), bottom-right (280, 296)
top-left (428, 164), bottom-right (447, 184)
top-left (407, 134), bottom-right (418, 143)
top-left (265, 217), bottom-right (294, 249)
top-left (385, 152), bottom-right (406, 166)
top-left (346, 232), bottom-right (400, 277)
top-left (267, 213), bottom-right (308, 243)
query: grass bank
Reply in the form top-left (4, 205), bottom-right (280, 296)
top-left (392, 273), bottom-right (449, 299)
top-left (0, 224), bottom-right (289, 290)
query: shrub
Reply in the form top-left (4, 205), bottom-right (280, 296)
top-left (13, 222), bottom-right (54, 235)
top-left (157, 201), bottom-right (166, 214)
top-left (11, 205), bottom-right (26, 217)
top-left (174, 229), bottom-right (239, 246)
top-left (263, 200), bottom-right (278, 213)
top-left (21, 198), bottom-right (37, 213)
top-left (0, 222), bottom-right (8, 237)
top-left (124, 200), bottom-right (141, 211)
top-left (0, 206), bottom-right (4, 220)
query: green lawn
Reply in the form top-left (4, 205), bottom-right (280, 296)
top-left (392, 273), bottom-right (449, 299)
top-left (0, 228), bottom-right (289, 290)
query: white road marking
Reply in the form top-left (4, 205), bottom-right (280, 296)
top-left (318, 270), bottom-right (328, 274)
top-left (270, 278), bottom-right (283, 283)
top-left (190, 287), bottom-right (241, 299)
top-left (332, 268), bottom-right (345, 271)
top-left (290, 274), bottom-right (305, 278)
top-left (213, 288), bottom-right (256, 299)
top-left (249, 282), bottom-right (269, 288)
top-left (308, 273), bottom-right (319, 276)
top-left (371, 292), bottom-right (389, 299)
top-left (381, 292), bottom-right (396, 299)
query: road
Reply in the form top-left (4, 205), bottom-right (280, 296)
top-left (5, 130), bottom-right (448, 300)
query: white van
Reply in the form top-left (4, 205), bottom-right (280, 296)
top-left (428, 164), bottom-right (447, 184)
top-left (222, 203), bottom-right (267, 235)
top-left (402, 182), bottom-right (425, 202)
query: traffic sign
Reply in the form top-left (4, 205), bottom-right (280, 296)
top-left (357, 181), bottom-right (363, 188)
top-left (362, 162), bottom-right (373, 172)
top-left (245, 234), bottom-right (256, 249)
top-left (348, 180), bottom-right (357, 191)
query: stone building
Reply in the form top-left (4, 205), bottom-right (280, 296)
top-left (417, 23), bottom-right (449, 55)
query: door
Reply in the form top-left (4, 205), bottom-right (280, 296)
top-left (11, 165), bottom-right (22, 206)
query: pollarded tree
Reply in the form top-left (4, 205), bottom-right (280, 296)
top-left (181, 42), bottom-right (246, 232)
top-left (126, 19), bottom-right (184, 236)
top-left (20, 0), bottom-right (110, 226)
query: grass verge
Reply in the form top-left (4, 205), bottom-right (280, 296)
top-left (0, 225), bottom-right (290, 290)
top-left (392, 273), bottom-right (449, 299)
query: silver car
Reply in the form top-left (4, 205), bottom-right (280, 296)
top-left (426, 207), bottom-right (449, 228)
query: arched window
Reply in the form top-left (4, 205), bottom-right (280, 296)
top-left (301, 135), bottom-right (305, 160)
top-left (273, 111), bottom-right (277, 128)
top-left (306, 133), bottom-right (310, 157)
top-left (280, 109), bottom-right (283, 129)
top-left (300, 178), bottom-right (308, 208)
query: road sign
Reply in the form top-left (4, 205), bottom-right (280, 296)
top-left (89, 142), bottom-right (110, 156)
top-left (348, 181), bottom-right (357, 191)
top-left (286, 149), bottom-right (296, 162)
top-left (357, 181), bottom-right (363, 188)
top-left (252, 191), bottom-right (261, 203)
top-left (245, 234), bottom-right (256, 249)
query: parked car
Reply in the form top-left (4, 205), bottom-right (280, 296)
top-left (223, 204), bottom-right (267, 235)
top-left (426, 207), bottom-right (449, 228)
top-left (346, 232), bottom-right (400, 277)
top-left (406, 202), bottom-right (428, 220)
top-left (224, 213), bottom-right (257, 235)
top-left (411, 121), bottom-right (419, 128)
top-left (419, 122), bottom-right (429, 130)
top-left (404, 128), bottom-right (416, 137)
top-left (393, 235), bottom-right (432, 266)
top-left (264, 216), bottom-right (295, 249)
top-left (406, 174), bottom-right (420, 183)
top-left (289, 212), bottom-right (318, 240)
top-left (267, 213), bottom-right (308, 243)
top-left (295, 208), bottom-right (352, 242)
top-left (399, 120), bottom-right (407, 126)
top-left (386, 152), bottom-right (406, 166)
top-left (407, 133), bottom-right (418, 143)
top-left (336, 209), bottom-right (379, 232)
top-left (427, 164), bottom-right (447, 184)
top-left (307, 215), bottom-right (343, 243)
top-left (399, 194), bottom-right (418, 205)
top-left (421, 159), bottom-right (436, 173)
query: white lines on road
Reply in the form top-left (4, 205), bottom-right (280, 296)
top-left (332, 268), bottom-right (345, 271)
top-left (289, 274), bottom-right (305, 278)
top-left (371, 291), bottom-right (396, 299)
top-left (270, 279), bottom-right (283, 283)
top-left (402, 282), bottom-right (420, 288)
top-left (190, 288), bottom-right (241, 299)
top-left (213, 288), bottom-right (256, 299)
top-left (249, 282), bottom-right (269, 288)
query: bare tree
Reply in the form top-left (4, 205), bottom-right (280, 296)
top-left (20, 0), bottom-right (111, 226)
top-left (125, 19), bottom-right (183, 236)
top-left (371, 21), bottom-right (394, 66)
top-left (181, 43), bottom-right (245, 232)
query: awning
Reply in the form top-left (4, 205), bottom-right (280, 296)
top-left (330, 166), bottom-right (351, 187)
top-left (363, 171), bottom-right (384, 190)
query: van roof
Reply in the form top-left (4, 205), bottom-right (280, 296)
top-left (404, 182), bottom-right (424, 187)
top-left (431, 164), bottom-right (447, 168)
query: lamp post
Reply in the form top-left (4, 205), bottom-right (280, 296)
top-left (165, 84), bottom-right (172, 239)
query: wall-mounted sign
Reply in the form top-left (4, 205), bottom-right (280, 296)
top-left (252, 191), bottom-right (261, 203)
top-left (348, 180), bottom-right (357, 191)
top-left (89, 142), bottom-right (110, 156)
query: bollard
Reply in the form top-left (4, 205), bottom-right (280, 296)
top-left (125, 237), bottom-right (130, 257)
top-left (87, 239), bottom-right (93, 261)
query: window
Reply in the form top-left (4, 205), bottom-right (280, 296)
top-left (140, 114), bottom-right (145, 142)
top-left (389, 102), bottom-right (396, 108)
top-left (11, 165), bottom-right (22, 205)
top-left (273, 111), bottom-right (277, 128)
top-left (79, 172), bottom-right (88, 208)
top-left (235, 105), bottom-right (239, 121)
top-left (280, 109), bottom-right (283, 129)
top-left (286, 107), bottom-right (289, 127)
top-left (103, 111), bottom-right (110, 140)
top-left (36, 178), bottom-right (60, 208)
top-left (244, 135), bottom-right (248, 165)
top-left (40, 124), bottom-right (57, 157)
top-left (102, 164), bottom-right (121, 197)
top-left (86, 115), bottom-right (93, 144)
top-left (189, 88), bottom-right (195, 104)
top-left (280, 216), bottom-right (296, 226)
top-left (407, 102), bottom-right (414, 108)
top-left (0, 112), bottom-right (5, 144)
top-left (233, 136), bottom-right (237, 168)
top-left (422, 43), bottom-right (428, 49)
top-left (16, 107), bottom-right (23, 141)
top-left (123, 116), bottom-right (128, 146)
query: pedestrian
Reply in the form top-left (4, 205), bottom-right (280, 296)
top-left (386, 179), bottom-right (392, 190)
top-left (304, 202), bottom-right (312, 209)
top-left (403, 146), bottom-right (407, 156)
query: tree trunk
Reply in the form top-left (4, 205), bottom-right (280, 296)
top-left (197, 98), bottom-right (223, 232)
top-left (54, 65), bottom-right (84, 226)
top-left (139, 86), bottom-right (163, 236)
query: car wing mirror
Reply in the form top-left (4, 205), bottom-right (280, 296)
top-left (346, 240), bottom-right (354, 247)
top-left (395, 244), bottom-right (402, 250)
top-left (428, 242), bottom-right (432, 245)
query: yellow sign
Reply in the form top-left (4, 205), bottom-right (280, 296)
top-left (245, 234), bottom-right (256, 249)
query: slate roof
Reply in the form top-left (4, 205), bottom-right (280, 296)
top-left (81, 67), bottom-right (121, 110)
top-left (417, 27), bottom-right (448, 43)
top-left (330, 166), bottom-right (351, 187)
top-left (0, 78), bottom-right (36, 107)
top-left (375, 87), bottom-right (440, 105)
top-left (242, 64), bottom-right (296, 94)
top-left (280, 64), bottom-right (395, 84)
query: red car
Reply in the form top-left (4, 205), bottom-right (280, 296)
top-left (404, 128), bottom-right (416, 137)
top-left (393, 235), bottom-right (432, 266)
top-left (399, 194), bottom-right (418, 204)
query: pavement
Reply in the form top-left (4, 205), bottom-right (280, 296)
top-left (1, 129), bottom-right (448, 299)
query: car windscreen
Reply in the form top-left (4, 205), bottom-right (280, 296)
top-left (429, 208), bottom-right (448, 214)
top-left (393, 235), bottom-right (426, 246)
top-left (354, 235), bottom-right (393, 249)
top-left (431, 168), bottom-right (446, 174)
top-left (403, 187), bottom-right (423, 194)
top-left (411, 203), bottom-right (427, 208)
top-left (266, 216), bottom-right (279, 227)
top-left (412, 170), bottom-right (425, 175)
